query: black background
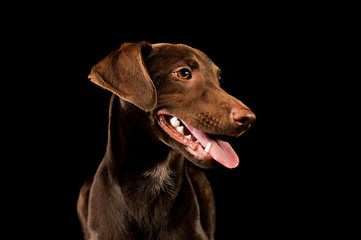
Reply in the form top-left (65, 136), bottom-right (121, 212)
top-left (5, 4), bottom-right (351, 239)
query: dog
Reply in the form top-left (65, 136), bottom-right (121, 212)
top-left (77, 41), bottom-right (256, 239)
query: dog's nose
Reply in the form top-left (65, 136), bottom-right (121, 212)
top-left (231, 108), bottom-right (256, 131)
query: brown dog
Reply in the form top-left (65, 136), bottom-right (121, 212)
top-left (77, 42), bottom-right (255, 239)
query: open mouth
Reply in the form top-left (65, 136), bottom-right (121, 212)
top-left (157, 113), bottom-right (239, 168)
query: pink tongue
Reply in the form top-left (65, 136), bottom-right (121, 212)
top-left (182, 122), bottom-right (239, 168)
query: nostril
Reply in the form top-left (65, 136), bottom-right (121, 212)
top-left (232, 110), bottom-right (256, 127)
top-left (238, 116), bottom-right (249, 125)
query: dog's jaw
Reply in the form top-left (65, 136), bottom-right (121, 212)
top-left (157, 114), bottom-right (214, 162)
top-left (156, 111), bottom-right (240, 169)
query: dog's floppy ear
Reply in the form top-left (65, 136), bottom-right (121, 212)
top-left (88, 41), bottom-right (156, 111)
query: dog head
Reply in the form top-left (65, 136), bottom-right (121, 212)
top-left (89, 42), bottom-right (255, 169)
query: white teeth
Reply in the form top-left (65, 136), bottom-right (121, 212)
top-left (176, 126), bottom-right (184, 135)
top-left (185, 135), bottom-right (192, 140)
top-left (170, 117), bottom-right (192, 141)
top-left (170, 117), bottom-right (180, 127)
top-left (204, 142), bottom-right (212, 153)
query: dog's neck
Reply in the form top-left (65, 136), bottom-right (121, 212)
top-left (103, 95), bottom-right (185, 198)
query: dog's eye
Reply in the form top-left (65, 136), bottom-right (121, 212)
top-left (175, 68), bottom-right (192, 80)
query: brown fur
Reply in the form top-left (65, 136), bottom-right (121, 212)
top-left (77, 42), bottom-right (255, 239)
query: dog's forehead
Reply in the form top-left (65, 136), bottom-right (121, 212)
top-left (151, 43), bottom-right (205, 57)
top-left (150, 43), bottom-right (219, 72)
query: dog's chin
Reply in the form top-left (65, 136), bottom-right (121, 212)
top-left (164, 135), bottom-right (220, 169)
top-left (180, 147), bottom-right (221, 169)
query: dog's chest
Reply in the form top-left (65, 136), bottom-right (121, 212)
top-left (142, 162), bottom-right (175, 196)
